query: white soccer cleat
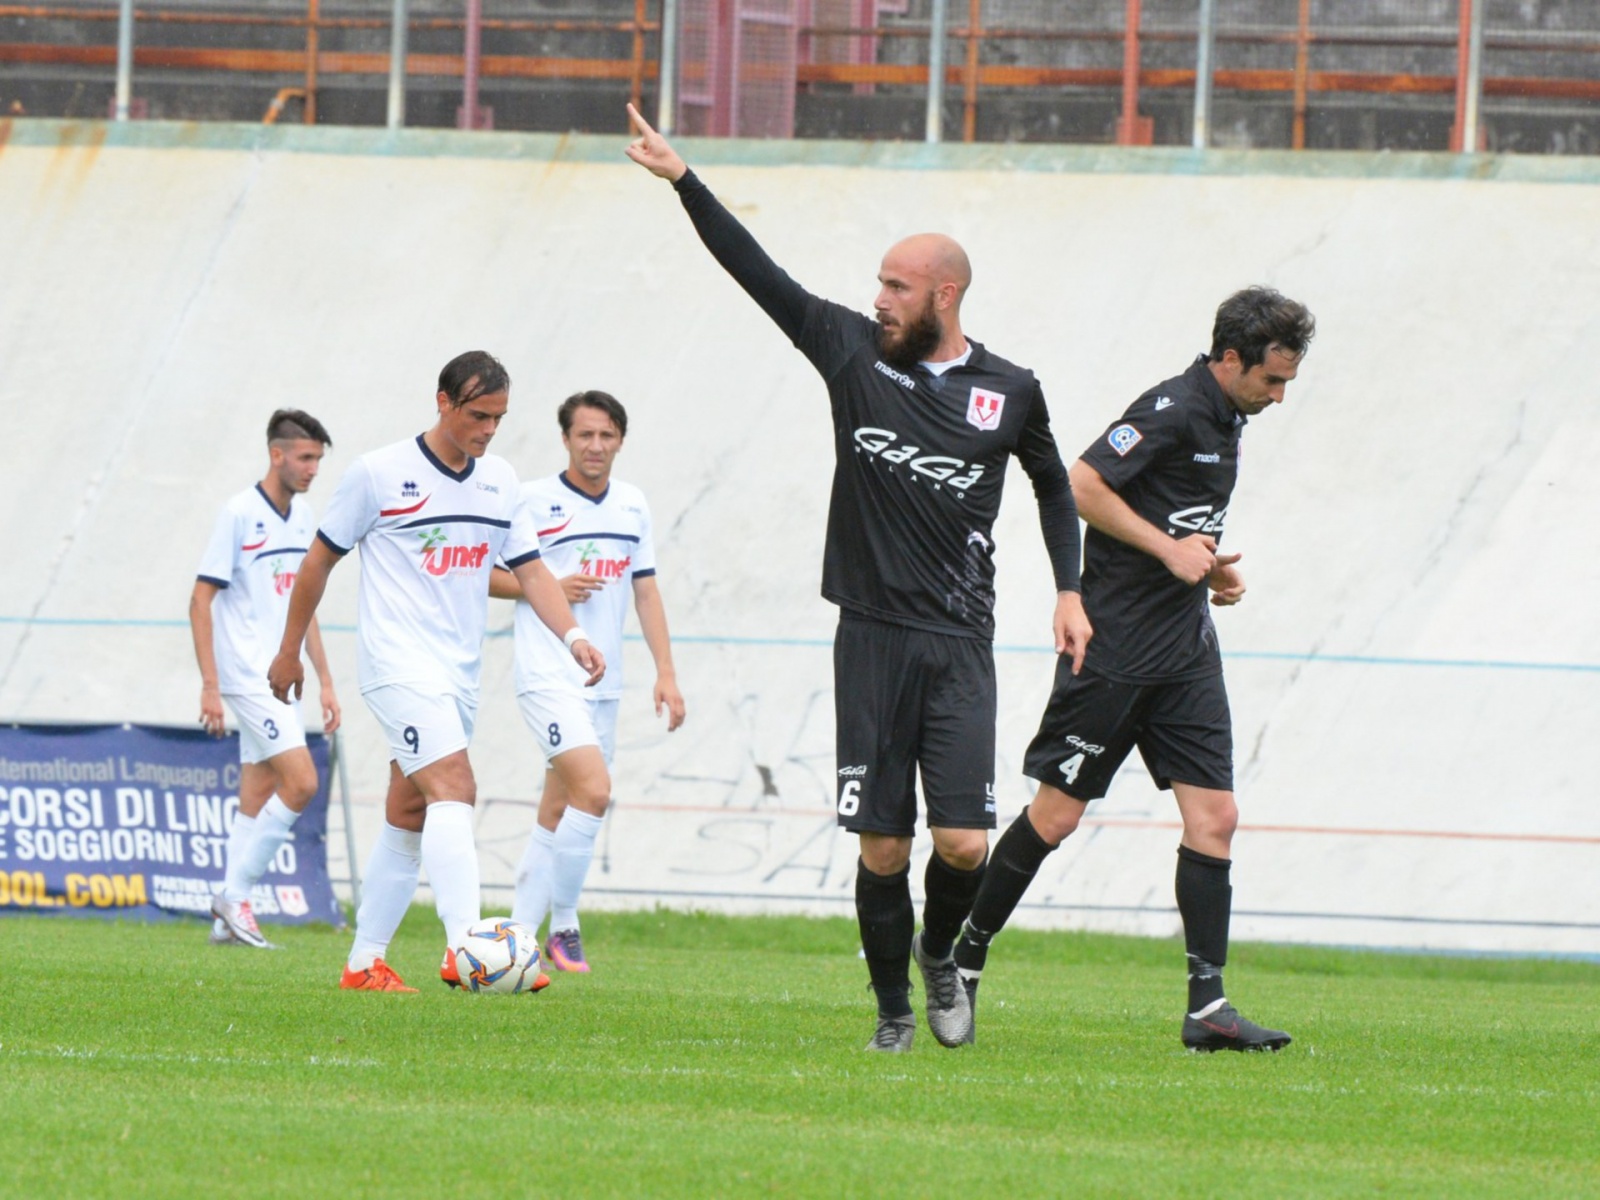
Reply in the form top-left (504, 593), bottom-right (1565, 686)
top-left (211, 894), bottom-right (276, 950)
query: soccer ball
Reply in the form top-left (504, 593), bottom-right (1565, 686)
top-left (453, 918), bottom-right (543, 994)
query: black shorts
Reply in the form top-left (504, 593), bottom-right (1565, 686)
top-left (833, 615), bottom-right (997, 837)
top-left (1022, 664), bottom-right (1233, 801)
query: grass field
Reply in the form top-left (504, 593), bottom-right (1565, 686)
top-left (1, 909), bottom-right (1596, 1198)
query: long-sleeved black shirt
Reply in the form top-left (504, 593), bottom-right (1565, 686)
top-left (674, 168), bottom-right (1079, 641)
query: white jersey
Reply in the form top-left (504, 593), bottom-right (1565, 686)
top-left (197, 485), bottom-right (317, 696)
top-left (319, 434), bottom-right (540, 703)
top-left (510, 473), bottom-right (657, 702)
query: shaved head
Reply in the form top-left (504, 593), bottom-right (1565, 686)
top-left (875, 231), bottom-right (972, 369)
top-left (884, 233), bottom-right (972, 300)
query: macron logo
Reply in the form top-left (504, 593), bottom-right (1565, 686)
top-left (873, 361), bottom-right (915, 389)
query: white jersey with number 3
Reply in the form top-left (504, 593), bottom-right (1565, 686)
top-left (197, 485), bottom-right (317, 697)
top-left (511, 473), bottom-right (656, 702)
top-left (318, 434), bottom-right (541, 703)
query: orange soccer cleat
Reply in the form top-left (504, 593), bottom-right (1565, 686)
top-left (339, 959), bottom-right (418, 993)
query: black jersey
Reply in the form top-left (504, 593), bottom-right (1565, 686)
top-left (1078, 355), bottom-right (1246, 682)
top-left (673, 170), bottom-right (1079, 641)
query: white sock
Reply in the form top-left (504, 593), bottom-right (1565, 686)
top-left (222, 812), bottom-right (258, 902)
top-left (549, 807), bottom-right (604, 933)
top-left (511, 823), bottom-right (557, 933)
top-left (421, 800), bottom-right (480, 949)
top-left (234, 796), bottom-right (299, 896)
top-left (348, 823), bottom-right (422, 971)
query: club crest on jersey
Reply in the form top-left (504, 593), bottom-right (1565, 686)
top-left (1108, 424), bottom-right (1143, 456)
top-left (417, 527), bottom-right (490, 577)
top-left (967, 387), bottom-right (1005, 431)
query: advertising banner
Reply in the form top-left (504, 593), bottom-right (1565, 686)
top-left (0, 722), bottom-right (343, 926)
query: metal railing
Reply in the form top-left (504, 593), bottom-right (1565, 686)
top-left (1, 1), bottom-right (1596, 153)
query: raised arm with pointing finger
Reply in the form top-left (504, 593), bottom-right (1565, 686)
top-left (626, 102), bottom-right (1088, 1053)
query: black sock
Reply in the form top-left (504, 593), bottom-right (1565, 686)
top-left (1176, 845), bottom-right (1232, 1013)
top-left (920, 850), bottom-right (986, 961)
top-left (954, 808), bottom-right (1056, 975)
top-left (855, 858), bottom-right (913, 1018)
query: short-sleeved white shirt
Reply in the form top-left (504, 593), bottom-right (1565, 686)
top-left (319, 434), bottom-right (540, 703)
top-left (510, 473), bottom-right (656, 702)
top-left (197, 485), bottom-right (317, 696)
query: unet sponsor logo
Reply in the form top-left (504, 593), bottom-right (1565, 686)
top-left (271, 561), bottom-right (298, 596)
top-left (417, 528), bottom-right (491, 577)
top-left (853, 427), bottom-right (986, 492)
top-left (576, 541), bottom-right (632, 580)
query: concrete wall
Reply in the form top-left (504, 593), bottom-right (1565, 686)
top-left (2, 120), bottom-right (1596, 956)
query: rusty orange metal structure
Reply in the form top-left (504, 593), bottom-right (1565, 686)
top-left (0, 3), bottom-right (1595, 142)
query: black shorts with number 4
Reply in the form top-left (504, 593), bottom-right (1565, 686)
top-left (834, 614), bottom-right (997, 836)
top-left (1022, 662), bottom-right (1233, 800)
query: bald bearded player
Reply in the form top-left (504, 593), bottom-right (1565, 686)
top-left (626, 105), bottom-right (1090, 1052)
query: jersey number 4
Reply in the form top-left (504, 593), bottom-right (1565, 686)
top-left (1059, 753), bottom-right (1086, 785)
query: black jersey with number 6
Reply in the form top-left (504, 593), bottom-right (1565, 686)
top-left (1078, 355), bottom-right (1246, 683)
top-left (672, 170), bottom-right (1080, 641)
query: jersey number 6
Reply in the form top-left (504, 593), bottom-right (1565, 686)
top-left (837, 780), bottom-right (861, 817)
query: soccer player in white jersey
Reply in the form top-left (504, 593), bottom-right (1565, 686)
top-left (190, 409), bottom-right (342, 950)
top-left (268, 351), bottom-right (604, 993)
top-left (488, 390), bottom-right (685, 973)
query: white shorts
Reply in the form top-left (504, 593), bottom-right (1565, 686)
top-left (517, 691), bottom-right (619, 767)
top-left (364, 685), bottom-right (477, 776)
top-left (224, 692), bottom-right (307, 765)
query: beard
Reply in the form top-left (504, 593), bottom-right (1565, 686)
top-left (876, 298), bottom-right (943, 372)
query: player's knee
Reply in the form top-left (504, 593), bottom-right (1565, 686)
top-left (1028, 787), bottom-right (1086, 845)
top-left (419, 772), bottom-right (476, 806)
top-left (1183, 794), bottom-right (1237, 851)
top-left (281, 776), bottom-right (317, 810)
top-left (569, 783), bottom-right (610, 817)
top-left (931, 828), bottom-right (988, 871)
top-left (859, 836), bottom-right (911, 876)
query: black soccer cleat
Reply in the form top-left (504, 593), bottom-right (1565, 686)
top-left (1182, 1002), bottom-right (1292, 1053)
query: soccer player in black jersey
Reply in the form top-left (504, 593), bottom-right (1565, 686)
top-left (954, 286), bottom-right (1315, 1052)
top-left (625, 104), bottom-right (1092, 1052)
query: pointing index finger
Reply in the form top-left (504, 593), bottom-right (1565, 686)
top-left (626, 102), bottom-right (655, 139)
